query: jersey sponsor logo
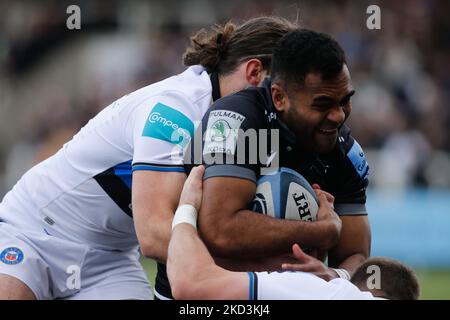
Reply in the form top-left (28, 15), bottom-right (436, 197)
top-left (347, 140), bottom-right (369, 179)
top-left (203, 110), bottom-right (246, 156)
top-left (210, 119), bottom-right (231, 142)
top-left (0, 247), bottom-right (24, 265)
top-left (142, 103), bottom-right (194, 147)
top-left (209, 110), bottom-right (246, 122)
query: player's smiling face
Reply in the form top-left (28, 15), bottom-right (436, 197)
top-left (283, 65), bottom-right (354, 154)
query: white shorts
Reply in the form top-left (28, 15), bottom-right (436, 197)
top-left (0, 222), bottom-right (152, 300)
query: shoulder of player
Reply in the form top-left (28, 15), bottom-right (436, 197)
top-left (207, 87), bottom-right (269, 126)
top-left (172, 65), bottom-right (212, 101)
top-left (122, 88), bottom-right (204, 127)
top-left (161, 65), bottom-right (212, 105)
top-left (128, 68), bottom-right (212, 114)
top-left (119, 88), bottom-right (201, 142)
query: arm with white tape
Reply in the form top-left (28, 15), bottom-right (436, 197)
top-left (171, 204), bottom-right (198, 230)
top-left (167, 166), bottom-right (248, 299)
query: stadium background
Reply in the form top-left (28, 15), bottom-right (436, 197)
top-left (1, 0), bottom-right (449, 299)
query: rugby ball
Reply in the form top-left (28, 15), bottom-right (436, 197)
top-left (251, 167), bottom-right (319, 222)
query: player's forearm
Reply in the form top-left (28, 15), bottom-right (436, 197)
top-left (331, 252), bottom-right (367, 276)
top-left (168, 224), bottom-right (217, 299)
top-left (137, 217), bottom-right (172, 262)
top-left (133, 170), bottom-right (188, 262)
top-left (200, 209), bottom-right (338, 259)
top-left (169, 224), bottom-right (216, 273)
top-left (327, 215), bottom-right (371, 276)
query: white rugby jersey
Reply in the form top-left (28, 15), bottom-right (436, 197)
top-left (249, 271), bottom-right (376, 300)
top-left (0, 65), bottom-right (214, 251)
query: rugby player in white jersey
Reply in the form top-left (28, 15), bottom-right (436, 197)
top-left (0, 17), bottom-right (298, 300)
top-left (167, 166), bottom-right (420, 300)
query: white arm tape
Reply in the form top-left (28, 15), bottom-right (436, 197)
top-left (332, 268), bottom-right (351, 280)
top-left (172, 204), bottom-right (198, 230)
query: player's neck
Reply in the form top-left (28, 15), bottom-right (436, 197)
top-left (218, 74), bottom-right (233, 97)
top-left (219, 73), bottom-right (248, 97)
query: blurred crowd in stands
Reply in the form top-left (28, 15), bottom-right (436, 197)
top-left (0, 0), bottom-right (449, 194)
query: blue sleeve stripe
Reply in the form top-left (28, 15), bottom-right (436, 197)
top-left (247, 272), bottom-right (254, 300)
top-left (132, 165), bottom-right (185, 173)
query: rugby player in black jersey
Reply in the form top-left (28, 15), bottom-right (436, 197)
top-left (156, 28), bottom-right (370, 299)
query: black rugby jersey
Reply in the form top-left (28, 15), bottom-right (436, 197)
top-left (155, 78), bottom-right (370, 299)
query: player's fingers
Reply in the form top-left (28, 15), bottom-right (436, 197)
top-left (312, 184), bottom-right (321, 190)
top-left (314, 188), bottom-right (334, 205)
top-left (313, 188), bottom-right (320, 199)
top-left (184, 166), bottom-right (204, 190)
top-left (281, 263), bottom-right (316, 272)
top-left (291, 244), bottom-right (310, 262)
top-left (188, 165), bottom-right (205, 183)
top-left (321, 190), bottom-right (335, 204)
top-left (316, 192), bottom-right (330, 208)
top-left (179, 166), bottom-right (205, 209)
top-left (293, 244), bottom-right (323, 264)
top-left (318, 193), bottom-right (336, 212)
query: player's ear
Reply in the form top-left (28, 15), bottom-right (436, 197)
top-left (245, 59), bottom-right (266, 87)
top-left (271, 83), bottom-right (289, 112)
